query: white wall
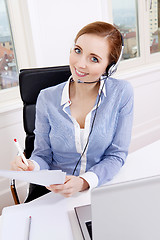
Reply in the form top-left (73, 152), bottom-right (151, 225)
top-left (27, 0), bottom-right (103, 67)
top-left (0, 0), bottom-right (160, 213)
top-left (119, 65), bottom-right (160, 152)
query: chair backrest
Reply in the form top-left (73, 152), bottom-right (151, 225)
top-left (19, 65), bottom-right (71, 158)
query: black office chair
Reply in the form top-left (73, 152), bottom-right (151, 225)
top-left (11, 65), bottom-right (71, 203)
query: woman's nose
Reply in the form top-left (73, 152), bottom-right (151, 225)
top-left (76, 55), bottom-right (87, 69)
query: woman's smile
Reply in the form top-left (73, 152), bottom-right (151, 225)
top-left (74, 67), bottom-right (89, 78)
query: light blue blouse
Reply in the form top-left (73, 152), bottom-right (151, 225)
top-left (30, 76), bottom-right (134, 187)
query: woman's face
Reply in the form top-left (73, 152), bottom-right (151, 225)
top-left (69, 33), bottom-right (110, 83)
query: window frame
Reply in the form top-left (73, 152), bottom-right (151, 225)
top-left (0, 0), bottom-right (36, 108)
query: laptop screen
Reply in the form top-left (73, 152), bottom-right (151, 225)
top-left (75, 175), bottom-right (160, 240)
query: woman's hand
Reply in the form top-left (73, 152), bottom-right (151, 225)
top-left (46, 175), bottom-right (89, 197)
top-left (11, 156), bottom-right (35, 171)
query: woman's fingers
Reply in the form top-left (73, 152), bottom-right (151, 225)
top-left (11, 156), bottom-right (34, 171)
top-left (46, 175), bottom-right (89, 197)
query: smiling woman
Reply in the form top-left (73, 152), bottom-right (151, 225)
top-left (11, 21), bottom-right (134, 201)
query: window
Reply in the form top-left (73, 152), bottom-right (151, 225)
top-left (150, 0), bottom-right (160, 54)
top-left (0, 0), bottom-right (18, 90)
top-left (103, 0), bottom-right (160, 70)
top-left (112, 0), bottom-right (140, 60)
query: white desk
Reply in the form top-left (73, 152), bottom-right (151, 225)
top-left (1, 140), bottom-right (160, 240)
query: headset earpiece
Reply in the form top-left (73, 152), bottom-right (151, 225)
top-left (106, 62), bottom-right (116, 77)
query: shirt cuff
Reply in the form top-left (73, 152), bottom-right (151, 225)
top-left (80, 171), bottom-right (99, 190)
top-left (30, 160), bottom-right (40, 171)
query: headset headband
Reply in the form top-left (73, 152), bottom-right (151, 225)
top-left (106, 33), bottom-right (124, 77)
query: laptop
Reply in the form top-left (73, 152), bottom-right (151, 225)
top-left (75, 175), bottom-right (160, 240)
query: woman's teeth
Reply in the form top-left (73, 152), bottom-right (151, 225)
top-left (75, 68), bottom-right (88, 77)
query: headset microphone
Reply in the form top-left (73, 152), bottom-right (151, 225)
top-left (77, 78), bottom-right (104, 84)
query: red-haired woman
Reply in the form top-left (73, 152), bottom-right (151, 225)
top-left (11, 21), bottom-right (134, 200)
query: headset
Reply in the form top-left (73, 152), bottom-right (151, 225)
top-left (72, 33), bottom-right (124, 175)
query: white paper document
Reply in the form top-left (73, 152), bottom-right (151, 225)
top-left (0, 169), bottom-right (66, 186)
top-left (1, 192), bottom-right (73, 240)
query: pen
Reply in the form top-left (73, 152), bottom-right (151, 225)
top-left (14, 138), bottom-right (29, 166)
top-left (27, 216), bottom-right (32, 240)
top-left (10, 179), bottom-right (20, 204)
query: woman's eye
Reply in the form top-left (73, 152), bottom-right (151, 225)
top-left (74, 48), bottom-right (81, 54)
top-left (91, 57), bottom-right (98, 63)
